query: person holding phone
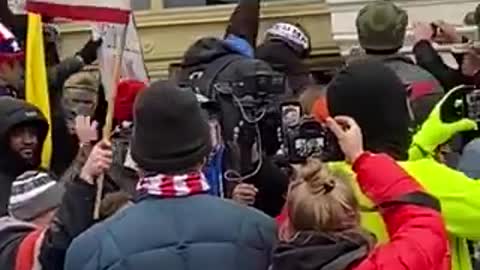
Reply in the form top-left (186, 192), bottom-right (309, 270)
top-left (273, 116), bottom-right (449, 270)
top-left (278, 59), bottom-right (480, 270)
top-left (412, 19), bottom-right (480, 91)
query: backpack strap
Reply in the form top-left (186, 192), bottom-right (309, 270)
top-left (379, 191), bottom-right (441, 212)
top-left (360, 191), bottom-right (441, 213)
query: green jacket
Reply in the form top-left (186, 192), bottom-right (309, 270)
top-left (331, 158), bottom-right (480, 270)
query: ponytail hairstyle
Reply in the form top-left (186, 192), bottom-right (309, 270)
top-left (281, 159), bottom-right (375, 248)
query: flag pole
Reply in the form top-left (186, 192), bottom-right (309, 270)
top-left (94, 20), bottom-right (129, 220)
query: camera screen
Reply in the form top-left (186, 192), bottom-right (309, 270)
top-left (466, 89), bottom-right (480, 122)
top-left (282, 105), bottom-right (302, 128)
top-left (294, 137), bottom-right (325, 158)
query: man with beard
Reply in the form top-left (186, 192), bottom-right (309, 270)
top-left (0, 97), bottom-right (48, 210)
top-left (0, 96), bottom-right (110, 270)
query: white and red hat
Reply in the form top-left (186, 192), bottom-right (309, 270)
top-left (265, 22), bottom-right (311, 53)
top-left (0, 22), bottom-right (24, 62)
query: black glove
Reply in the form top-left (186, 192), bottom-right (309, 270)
top-left (77, 39), bottom-right (102, 65)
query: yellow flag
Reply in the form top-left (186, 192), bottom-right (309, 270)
top-left (26, 13), bottom-right (52, 169)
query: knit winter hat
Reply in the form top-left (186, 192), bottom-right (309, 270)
top-left (327, 60), bottom-right (411, 160)
top-left (0, 22), bottom-right (24, 62)
top-left (356, 0), bottom-right (408, 51)
top-left (9, 171), bottom-right (65, 221)
top-left (131, 80), bottom-right (212, 174)
top-left (114, 80), bottom-right (146, 122)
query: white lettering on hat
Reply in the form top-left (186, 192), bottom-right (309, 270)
top-left (25, 111), bottom-right (38, 118)
top-left (266, 22), bottom-right (310, 51)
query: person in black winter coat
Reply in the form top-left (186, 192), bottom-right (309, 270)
top-left (178, 0), bottom-right (290, 218)
top-left (257, 22), bottom-right (315, 96)
top-left (0, 96), bottom-right (104, 270)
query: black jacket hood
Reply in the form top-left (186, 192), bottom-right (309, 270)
top-left (0, 97), bottom-right (48, 215)
top-left (181, 37), bottom-right (238, 68)
top-left (272, 232), bottom-right (369, 270)
top-left (327, 60), bottom-right (412, 160)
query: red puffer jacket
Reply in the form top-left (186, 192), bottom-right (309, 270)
top-left (276, 153), bottom-right (450, 270)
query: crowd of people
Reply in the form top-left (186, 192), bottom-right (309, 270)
top-left (1, 0), bottom-right (480, 269)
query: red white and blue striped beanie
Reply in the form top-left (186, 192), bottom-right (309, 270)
top-left (0, 22), bottom-right (24, 62)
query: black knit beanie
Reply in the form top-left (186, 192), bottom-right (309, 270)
top-left (327, 60), bottom-right (411, 160)
top-left (131, 80), bottom-right (212, 174)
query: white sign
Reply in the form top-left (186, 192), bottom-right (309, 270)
top-left (92, 14), bottom-right (149, 99)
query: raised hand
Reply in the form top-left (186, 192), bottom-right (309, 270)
top-left (326, 116), bottom-right (364, 164)
top-left (75, 116), bottom-right (98, 145)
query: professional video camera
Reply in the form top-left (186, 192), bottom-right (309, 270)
top-left (213, 69), bottom-right (286, 123)
top-left (280, 102), bottom-right (343, 163)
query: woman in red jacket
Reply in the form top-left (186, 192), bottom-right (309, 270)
top-left (272, 116), bottom-right (449, 270)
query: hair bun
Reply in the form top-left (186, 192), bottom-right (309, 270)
top-left (299, 159), bottom-right (336, 195)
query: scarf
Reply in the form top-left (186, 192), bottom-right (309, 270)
top-left (137, 171), bottom-right (210, 198)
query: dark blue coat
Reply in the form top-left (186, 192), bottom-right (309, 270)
top-left (65, 194), bottom-right (276, 270)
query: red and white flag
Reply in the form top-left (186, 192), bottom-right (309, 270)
top-left (26, 0), bottom-right (131, 24)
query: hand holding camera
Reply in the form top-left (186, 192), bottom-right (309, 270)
top-left (431, 21), bottom-right (463, 44)
top-left (412, 21), bottom-right (463, 45)
top-left (280, 102), bottom-right (343, 163)
top-left (412, 22), bottom-right (435, 43)
top-left (326, 117), bottom-right (365, 164)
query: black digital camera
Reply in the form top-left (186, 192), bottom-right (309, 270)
top-left (280, 102), bottom-right (343, 163)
